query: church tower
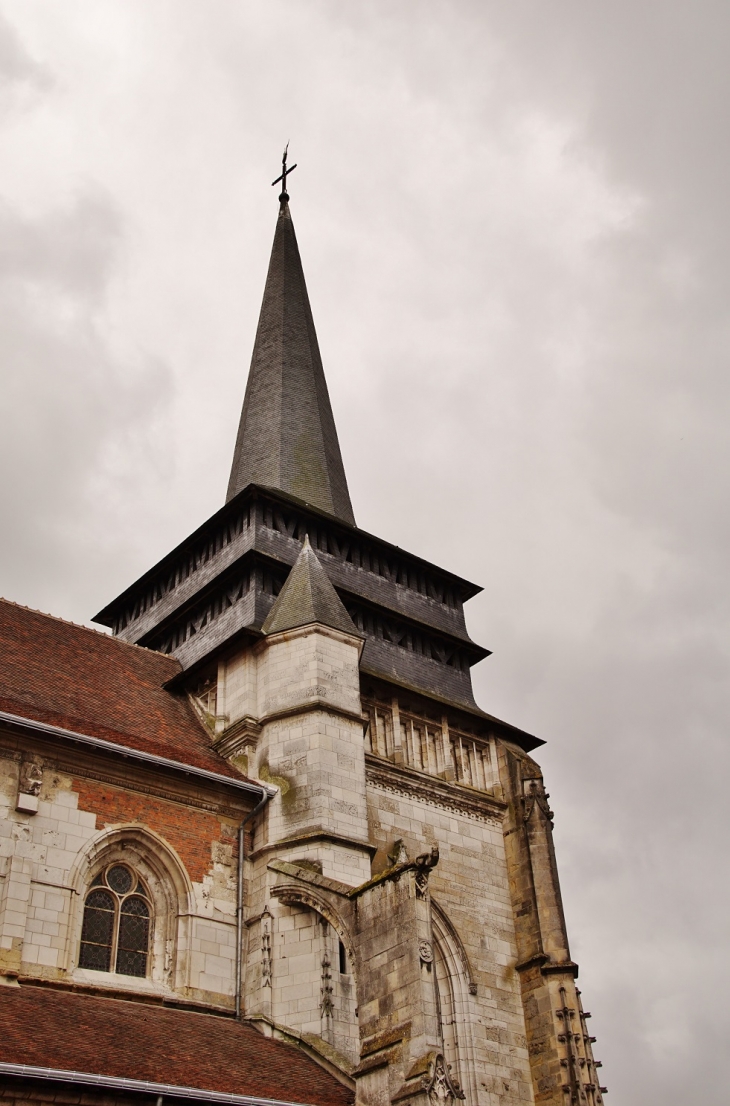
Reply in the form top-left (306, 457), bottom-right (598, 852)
top-left (92, 164), bottom-right (607, 1106)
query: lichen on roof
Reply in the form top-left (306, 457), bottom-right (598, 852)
top-left (262, 536), bottom-right (359, 637)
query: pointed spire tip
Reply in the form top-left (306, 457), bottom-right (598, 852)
top-left (226, 165), bottom-right (355, 525)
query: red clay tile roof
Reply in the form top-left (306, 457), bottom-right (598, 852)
top-left (0, 598), bottom-right (241, 780)
top-left (0, 986), bottom-right (353, 1106)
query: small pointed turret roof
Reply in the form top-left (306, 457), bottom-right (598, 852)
top-left (261, 536), bottom-right (359, 637)
top-left (226, 199), bottom-right (356, 525)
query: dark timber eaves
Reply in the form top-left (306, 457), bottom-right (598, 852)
top-left (94, 485), bottom-right (482, 639)
top-left (92, 484), bottom-right (499, 727)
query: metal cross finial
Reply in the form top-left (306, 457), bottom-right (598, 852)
top-left (272, 143), bottom-right (297, 202)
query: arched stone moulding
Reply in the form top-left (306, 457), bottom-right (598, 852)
top-left (430, 901), bottom-right (479, 1106)
top-left (271, 883), bottom-right (357, 976)
top-left (65, 824), bottom-right (195, 992)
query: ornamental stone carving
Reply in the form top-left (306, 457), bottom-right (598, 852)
top-left (319, 952), bottom-right (334, 1018)
top-left (418, 939), bottom-right (434, 965)
top-left (426, 1053), bottom-right (465, 1105)
top-left (261, 907), bottom-right (272, 988)
top-left (522, 776), bottom-right (554, 823)
top-left (16, 758), bottom-right (43, 814)
top-left (414, 844), bottom-right (439, 899)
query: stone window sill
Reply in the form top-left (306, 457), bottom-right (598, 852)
top-left (71, 968), bottom-right (174, 998)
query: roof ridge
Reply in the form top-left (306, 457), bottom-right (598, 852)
top-left (0, 597), bottom-right (178, 663)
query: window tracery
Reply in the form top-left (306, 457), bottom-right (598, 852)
top-left (430, 906), bottom-right (479, 1106)
top-left (79, 863), bottom-right (151, 978)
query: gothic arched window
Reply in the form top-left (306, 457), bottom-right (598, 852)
top-left (78, 863), bottom-right (151, 977)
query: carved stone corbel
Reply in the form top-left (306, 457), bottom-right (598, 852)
top-left (414, 844), bottom-right (439, 900)
top-left (16, 757), bottom-right (43, 815)
top-left (418, 939), bottom-right (434, 967)
top-left (212, 716), bottom-right (262, 759)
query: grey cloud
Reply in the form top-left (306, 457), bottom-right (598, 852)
top-left (0, 8), bottom-right (51, 99)
top-left (0, 3), bottom-right (727, 1104)
top-left (0, 191), bottom-right (172, 616)
top-left (0, 193), bottom-right (121, 294)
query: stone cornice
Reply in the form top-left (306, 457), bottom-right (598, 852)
top-left (210, 700), bottom-right (366, 758)
top-left (267, 859), bottom-right (354, 898)
top-left (514, 953), bottom-right (580, 979)
top-left (0, 733), bottom-right (251, 819)
top-left (262, 621), bottom-right (365, 653)
top-left (249, 827), bottom-right (378, 861)
top-left (541, 959), bottom-right (580, 979)
top-left (259, 699), bottom-right (366, 728)
top-left (365, 754), bottom-right (506, 823)
top-left (515, 952), bottom-right (549, 973)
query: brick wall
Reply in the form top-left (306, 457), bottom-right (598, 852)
top-left (70, 776), bottom-right (235, 884)
top-left (0, 743), bottom-right (248, 1007)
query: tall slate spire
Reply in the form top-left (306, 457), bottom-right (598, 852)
top-left (226, 199), bottom-right (356, 525)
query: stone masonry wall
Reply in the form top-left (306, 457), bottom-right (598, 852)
top-left (241, 621), bottom-right (371, 1071)
top-left (365, 768), bottom-right (534, 1106)
top-left (249, 624), bottom-right (371, 887)
top-left (0, 744), bottom-right (247, 1007)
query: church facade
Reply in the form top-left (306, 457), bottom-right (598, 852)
top-left (0, 187), bottom-right (605, 1106)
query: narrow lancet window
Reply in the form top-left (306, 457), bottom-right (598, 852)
top-left (79, 864), bottom-right (151, 978)
top-left (79, 889), bottom-right (114, 971)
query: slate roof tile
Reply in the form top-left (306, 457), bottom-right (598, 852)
top-left (262, 536), bottom-right (360, 637)
top-left (226, 200), bottom-right (355, 525)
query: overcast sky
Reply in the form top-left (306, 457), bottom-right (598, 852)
top-left (0, 2), bottom-right (728, 1101)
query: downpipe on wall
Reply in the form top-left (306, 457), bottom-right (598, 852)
top-left (236, 787), bottom-right (274, 1020)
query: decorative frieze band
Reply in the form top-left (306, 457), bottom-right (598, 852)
top-left (365, 755), bottom-right (505, 823)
